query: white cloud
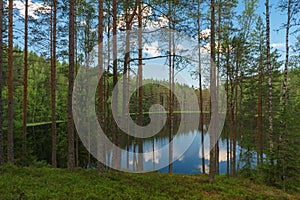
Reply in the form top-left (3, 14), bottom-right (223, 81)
top-left (79, 20), bottom-right (87, 26)
top-left (198, 164), bottom-right (209, 173)
top-left (144, 147), bottom-right (162, 164)
top-left (12, 0), bottom-right (51, 19)
top-left (200, 147), bottom-right (228, 162)
top-left (201, 42), bottom-right (211, 54)
top-left (271, 43), bottom-right (285, 48)
top-left (201, 29), bottom-right (210, 39)
top-left (178, 156), bottom-right (184, 162)
top-left (144, 41), bottom-right (160, 57)
top-left (117, 4), bottom-right (169, 31)
top-left (129, 160), bottom-right (134, 165)
top-left (200, 41), bottom-right (228, 55)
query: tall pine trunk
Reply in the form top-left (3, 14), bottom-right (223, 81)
top-left (215, 0), bottom-right (222, 175)
top-left (229, 66), bottom-right (234, 176)
top-left (197, 0), bottom-right (205, 174)
top-left (137, 0), bottom-right (143, 171)
top-left (123, 1), bottom-right (130, 170)
top-left (7, 0), bottom-right (14, 164)
top-left (209, 0), bottom-right (217, 183)
top-left (68, 0), bottom-right (75, 171)
top-left (280, 0), bottom-right (291, 191)
top-left (104, 3), bottom-right (111, 168)
top-left (233, 48), bottom-right (239, 176)
top-left (168, 0), bottom-right (174, 174)
top-left (122, 1), bottom-right (137, 170)
top-left (112, 0), bottom-right (120, 168)
top-left (225, 45), bottom-right (230, 176)
top-left (257, 35), bottom-right (263, 171)
top-left (0, 0), bottom-right (3, 165)
top-left (51, 0), bottom-right (57, 168)
top-left (97, 0), bottom-right (104, 173)
top-left (22, 0), bottom-right (29, 163)
top-left (266, 0), bottom-right (274, 180)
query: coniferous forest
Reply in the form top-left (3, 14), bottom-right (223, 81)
top-left (0, 0), bottom-right (299, 199)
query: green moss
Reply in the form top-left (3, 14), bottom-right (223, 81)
top-left (0, 165), bottom-right (297, 200)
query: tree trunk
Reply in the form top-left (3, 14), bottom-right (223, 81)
top-left (209, 0), bottom-right (217, 183)
top-left (22, 0), bottom-right (29, 163)
top-left (122, 1), bottom-right (130, 128)
top-left (97, 0), bottom-right (104, 173)
top-left (112, 0), bottom-right (119, 168)
top-left (225, 45), bottom-right (230, 177)
top-left (168, 0), bottom-right (174, 174)
top-left (266, 0), bottom-right (274, 180)
top-left (51, 0), bottom-right (57, 168)
top-left (75, 15), bottom-right (79, 167)
top-left (257, 36), bottom-right (263, 171)
top-left (229, 64), bottom-right (234, 176)
top-left (122, 1), bottom-right (137, 170)
top-left (197, 0), bottom-right (205, 174)
top-left (137, 0), bottom-right (143, 171)
top-left (280, 0), bottom-right (291, 191)
top-left (0, 0), bottom-right (3, 165)
top-left (215, 0), bottom-right (222, 175)
top-left (7, 0), bottom-right (14, 164)
top-left (68, 0), bottom-right (75, 171)
top-left (104, 5), bottom-right (111, 168)
top-left (233, 48), bottom-right (239, 176)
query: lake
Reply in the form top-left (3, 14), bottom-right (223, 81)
top-left (102, 114), bottom-right (245, 174)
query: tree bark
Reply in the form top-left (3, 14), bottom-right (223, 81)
top-left (225, 44), bottom-right (230, 177)
top-left (51, 0), bottom-right (57, 168)
top-left (97, 0), bottom-right (104, 173)
top-left (266, 0), bottom-right (274, 179)
top-left (122, 0), bottom-right (137, 170)
top-left (197, 0), bottom-right (205, 174)
top-left (229, 63), bottom-right (234, 176)
top-left (233, 46), bottom-right (239, 176)
top-left (68, 0), bottom-right (75, 171)
top-left (257, 34), bottom-right (263, 171)
top-left (22, 0), bottom-right (29, 163)
top-left (168, 0), bottom-right (174, 174)
top-left (112, 0), bottom-right (120, 168)
top-left (0, 0), bottom-right (3, 165)
top-left (7, 0), bottom-right (14, 164)
top-left (280, 0), bottom-right (291, 191)
top-left (209, 0), bottom-right (217, 183)
top-left (137, 0), bottom-right (143, 171)
top-left (215, 0), bottom-right (222, 175)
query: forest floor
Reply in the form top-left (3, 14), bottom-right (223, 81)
top-left (0, 165), bottom-right (298, 200)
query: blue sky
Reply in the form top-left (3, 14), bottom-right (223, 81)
top-left (11, 0), bottom-right (297, 89)
top-left (12, 0), bottom-right (296, 52)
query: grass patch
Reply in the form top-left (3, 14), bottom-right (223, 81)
top-left (0, 165), bottom-right (297, 199)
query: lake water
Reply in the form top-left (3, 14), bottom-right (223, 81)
top-left (114, 124), bottom-right (243, 174)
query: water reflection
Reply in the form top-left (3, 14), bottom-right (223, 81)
top-left (103, 114), bottom-right (241, 174)
top-left (119, 130), bottom-right (241, 174)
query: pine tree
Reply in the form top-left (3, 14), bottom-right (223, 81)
top-left (137, 0), bottom-right (143, 171)
top-left (51, 0), bottom-right (57, 168)
top-left (279, 0), bottom-right (291, 191)
top-left (97, 0), bottom-right (104, 173)
top-left (21, 0), bottom-right (29, 163)
top-left (0, 0), bottom-right (3, 166)
top-left (68, 0), bottom-right (76, 171)
top-left (209, 0), bottom-right (217, 183)
top-left (266, 0), bottom-right (274, 182)
top-left (197, 0), bottom-right (205, 174)
top-left (7, 0), bottom-right (14, 164)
